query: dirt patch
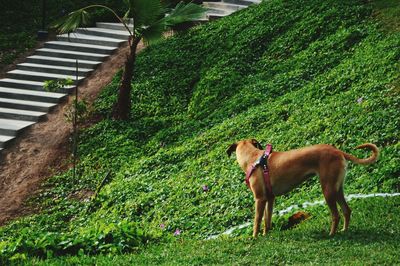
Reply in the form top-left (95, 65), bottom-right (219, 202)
top-left (0, 41), bottom-right (144, 226)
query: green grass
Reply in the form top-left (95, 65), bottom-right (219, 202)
top-left (30, 197), bottom-right (400, 265)
top-left (0, 0), bottom-right (399, 264)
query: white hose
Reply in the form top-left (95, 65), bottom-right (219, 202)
top-left (206, 192), bottom-right (400, 240)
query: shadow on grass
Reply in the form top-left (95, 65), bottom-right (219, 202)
top-left (307, 228), bottom-right (398, 244)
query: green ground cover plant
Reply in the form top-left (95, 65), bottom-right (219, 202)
top-left (0, 0), bottom-right (399, 263)
top-left (29, 197), bottom-right (400, 265)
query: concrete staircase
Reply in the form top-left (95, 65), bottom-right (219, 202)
top-left (0, 23), bottom-right (130, 153)
top-left (203, 0), bottom-right (261, 20)
top-left (0, 1), bottom-right (261, 155)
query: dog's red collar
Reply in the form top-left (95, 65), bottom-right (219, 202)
top-left (245, 144), bottom-right (273, 196)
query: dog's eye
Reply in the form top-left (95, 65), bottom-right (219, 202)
top-left (251, 139), bottom-right (262, 149)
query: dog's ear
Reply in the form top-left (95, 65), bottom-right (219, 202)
top-left (226, 143), bottom-right (237, 157)
top-left (251, 139), bottom-right (263, 150)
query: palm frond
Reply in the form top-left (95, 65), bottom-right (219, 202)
top-left (122, 0), bottom-right (132, 21)
top-left (163, 2), bottom-right (206, 26)
top-left (141, 23), bottom-right (166, 45)
top-left (131, 0), bottom-right (164, 27)
top-left (52, 9), bottom-right (91, 34)
top-left (139, 1), bottom-right (206, 45)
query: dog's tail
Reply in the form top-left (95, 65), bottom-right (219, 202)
top-left (342, 143), bottom-right (379, 165)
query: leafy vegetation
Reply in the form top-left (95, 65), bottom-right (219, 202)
top-left (43, 78), bottom-right (74, 92)
top-left (29, 197), bottom-right (400, 265)
top-left (0, 0), bottom-right (399, 264)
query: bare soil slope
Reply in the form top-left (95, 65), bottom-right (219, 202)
top-left (0, 42), bottom-right (143, 225)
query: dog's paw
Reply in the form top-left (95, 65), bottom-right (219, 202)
top-left (262, 230), bottom-right (270, 236)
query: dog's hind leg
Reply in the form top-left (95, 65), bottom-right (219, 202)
top-left (263, 196), bottom-right (275, 236)
top-left (319, 173), bottom-right (341, 235)
top-left (319, 158), bottom-right (345, 236)
top-left (336, 186), bottom-right (351, 231)
top-left (253, 199), bottom-right (267, 237)
top-left (322, 186), bottom-right (340, 236)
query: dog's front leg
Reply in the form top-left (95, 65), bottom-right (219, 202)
top-left (263, 196), bottom-right (275, 236)
top-left (253, 199), bottom-right (267, 237)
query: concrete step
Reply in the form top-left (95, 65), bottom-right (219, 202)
top-left (0, 135), bottom-right (15, 148)
top-left (75, 27), bottom-right (130, 40)
top-left (44, 41), bottom-right (117, 55)
top-left (0, 78), bottom-right (74, 94)
top-left (26, 55), bottom-right (101, 69)
top-left (0, 79), bottom-right (48, 91)
top-left (221, 0), bottom-right (260, 6)
top-left (0, 107), bottom-right (47, 122)
top-left (193, 14), bottom-right (210, 22)
top-left (0, 97), bottom-right (56, 112)
top-left (203, 2), bottom-right (247, 11)
top-left (207, 10), bottom-right (234, 19)
top-left (0, 87), bottom-right (66, 103)
top-left (57, 33), bottom-right (125, 47)
top-left (199, 0), bottom-right (260, 21)
top-left (96, 22), bottom-right (134, 32)
top-left (0, 118), bottom-right (35, 136)
top-left (17, 63), bottom-right (93, 77)
top-left (207, 8), bottom-right (233, 15)
top-left (7, 69), bottom-right (85, 83)
top-left (35, 48), bottom-right (109, 62)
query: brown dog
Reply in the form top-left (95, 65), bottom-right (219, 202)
top-left (227, 139), bottom-right (379, 237)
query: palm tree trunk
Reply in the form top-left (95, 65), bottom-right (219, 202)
top-left (113, 37), bottom-right (141, 120)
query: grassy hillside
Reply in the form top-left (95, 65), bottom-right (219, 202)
top-left (1, 0), bottom-right (399, 263)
